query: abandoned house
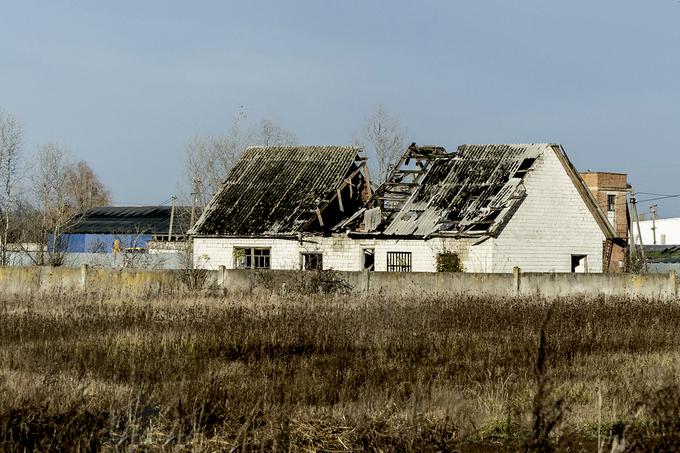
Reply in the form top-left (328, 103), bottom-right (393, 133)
top-left (191, 143), bottom-right (621, 273)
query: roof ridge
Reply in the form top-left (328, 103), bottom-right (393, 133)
top-left (245, 145), bottom-right (362, 151)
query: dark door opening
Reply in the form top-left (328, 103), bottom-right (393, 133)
top-left (571, 254), bottom-right (588, 273)
top-left (363, 248), bottom-right (375, 271)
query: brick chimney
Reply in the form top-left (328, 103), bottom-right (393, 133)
top-left (580, 171), bottom-right (630, 272)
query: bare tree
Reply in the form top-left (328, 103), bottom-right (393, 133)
top-left (20, 144), bottom-right (110, 265)
top-left (65, 160), bottom-right (111, 212)
top-left (0, 111), bottom-right (24, 265)
top-left (184, 113), bottom-right (296, 208)
top-left (253, 119), bottom-right (297, 147)
top-left (359, 105), bottom-right (407, 186)
top-left (184, 112), bottom-right (250, 208)
top-left (29, 143), bottom-right (73, 265)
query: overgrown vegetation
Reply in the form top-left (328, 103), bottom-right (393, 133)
top-left (2, 292), bottom-right (680, 450)
top-left (437, 252), bottom-right (464, 272)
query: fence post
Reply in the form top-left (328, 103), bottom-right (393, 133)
top-left (218, 265), bottom-right (227, 289)
top-left (513, 266), bottom-right (521, 296)
top-left (362, 269), bottom-right (371, 293)
top-left (80, 264), bottom-right (88, 291)
top-left (670, 271), bottom-right (678, 299)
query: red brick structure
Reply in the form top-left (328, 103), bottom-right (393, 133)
top-left (580, 172), bottom-right (629, 272)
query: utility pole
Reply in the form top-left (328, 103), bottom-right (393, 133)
top-left (630, 192), bottom-right (647, 272)
top-left (651, 204), bottom-right (658, 245)
top-left (190, 178), bottom-right (200, 228)
top-left (628, 194), bottom-right (635, 262)
top-left (168, 195), bottom-right (177, 242)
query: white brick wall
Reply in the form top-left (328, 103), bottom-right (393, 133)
top-left (193, 236), bottom-right (486, 272)
top-left (489, 146), bottom-right (605, 273)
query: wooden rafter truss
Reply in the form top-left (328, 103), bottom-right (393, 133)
top-left (304, 157), bottom-right (372, 232)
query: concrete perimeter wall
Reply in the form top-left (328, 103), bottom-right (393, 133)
top-left (0, 266), bottom-right (677, 300)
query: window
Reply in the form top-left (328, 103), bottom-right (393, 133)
top-left (363, 248), bottom-right (375, 271)
top-left (607, 194), bottom-right (616, 212)
top-left (387, 251), bottom-right (412, 272)
top-left (301, 253), bottom-right (323, 270)
top-left (234, 248), bottom-right (270, 269)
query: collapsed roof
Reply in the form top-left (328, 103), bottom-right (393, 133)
top-left (342, 143), bottom-right (615, 239)
top-left (192, 142), bottom-right (615, 241)
top-left (191, 145), bottom-right (371, 236)
top-left (377, 144), bottom-right (543, 237)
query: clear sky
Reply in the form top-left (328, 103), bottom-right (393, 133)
top-left (2, 1), bottom-right (679, 216)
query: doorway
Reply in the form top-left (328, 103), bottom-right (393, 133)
top-left (363, 248), bottom-right (375, 271)
top-left (571, 254), bottom-right (588, 273)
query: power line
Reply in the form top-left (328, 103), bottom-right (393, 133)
top-left (637, 191), bottom-right (679, 197)
top-left (637, 194), bottom-right (680, 203)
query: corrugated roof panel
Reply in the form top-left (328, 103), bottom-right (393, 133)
top-left (192, 145), bottom-right (363, 235)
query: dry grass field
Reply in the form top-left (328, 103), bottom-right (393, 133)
top-left (2, 290), bottom-right (680, 451)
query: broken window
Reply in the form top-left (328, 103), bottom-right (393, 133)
top-left (301, 253), bottom-right (323, 270)
top-left (387, 251), bottom-right (412, 272)
top-left (234, 248), bottom-right (271, 269)
top-left (571, 254), bottom-right (588, 273)
top-left (363, 248), bottom-right (375, 271)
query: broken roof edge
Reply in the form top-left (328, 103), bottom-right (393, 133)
top-left (550, 144), bottom-right (617, 239)
top-left (346, 230), bottom-right (492, 240)
top-left (192, 233), bottom-right (311, 240)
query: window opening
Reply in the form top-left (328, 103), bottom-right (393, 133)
top-left (607, 194), bottom-right (616, 212)
top-left (234, 248), bottom-right (271, 269)
top-left (387, 251), bottom-right (412, 272)
top-left (302, 253), bottom-right (323, 270)
top-left (362, 248), bottom-right (375, 271)
top-left (571, 254), bottom-right (588, 273)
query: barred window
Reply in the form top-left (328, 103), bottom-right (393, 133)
top-left (234, 248), bottom-right (271, 269)
top-left (387, 251), bottom-right (412, 272)
top-left (301, 253), bottom-right (323, 270)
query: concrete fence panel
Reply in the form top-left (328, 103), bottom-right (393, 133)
top-left (0, 266), bottom-right (677, 300)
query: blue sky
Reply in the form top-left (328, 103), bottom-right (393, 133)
top-left (1, 1), bottom-right (680, 215)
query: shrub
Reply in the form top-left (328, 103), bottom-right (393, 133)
top-left (437, 252), bottom-right (463, 272)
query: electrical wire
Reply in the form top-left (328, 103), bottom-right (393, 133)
top-left (636, 194), bottom-right (680, 204)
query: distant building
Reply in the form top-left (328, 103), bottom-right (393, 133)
top-left (192, 143), bottom-right (619, 273)
top-left (637, 217), bottom-right (680, 246)
top-left (62, 206), bottom-right (190, 253)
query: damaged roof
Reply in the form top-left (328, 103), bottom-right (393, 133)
top-left (380, 144), bottom-right (544, 237)
top-left (362, 143), bottom-right (615, 240)
top-left (191, 145), bottom-right (364, 236)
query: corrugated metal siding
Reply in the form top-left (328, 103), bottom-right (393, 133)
top-left (383, 144), bottom-right (546, 237)
top-left (192, 146), bottom-right (362, 235)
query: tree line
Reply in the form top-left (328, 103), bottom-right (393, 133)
top-left (0, 110), bottom-right (110, 265)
